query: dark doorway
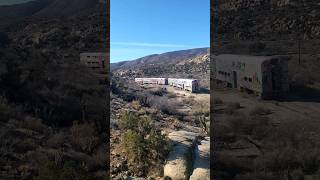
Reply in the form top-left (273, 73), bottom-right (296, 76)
top-left (233, 71), bottom-right (237, 88)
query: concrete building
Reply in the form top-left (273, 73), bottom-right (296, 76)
top-left (214, 54), bottom-right (289, 99)
top-left (80, 52), bottom-right (108, 73)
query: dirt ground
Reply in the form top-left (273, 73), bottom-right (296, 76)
top-left (214, 89), bottom-right (320, 123)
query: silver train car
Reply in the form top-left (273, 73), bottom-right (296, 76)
top-left (134, 78), bottom-right (168, 85)
top-left (168, 78), bottom-right (200, 93)
top-left (134, 78), bottom-right (200, 93)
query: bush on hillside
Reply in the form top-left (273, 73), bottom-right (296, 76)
top-left (119, 112), bottom-right (171, 176)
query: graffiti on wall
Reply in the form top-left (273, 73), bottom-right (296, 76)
top-left (232, 61), bottom-right (246, 72)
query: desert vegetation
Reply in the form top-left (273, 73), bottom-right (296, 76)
top-left (110, 75), bottom-right (210, 179)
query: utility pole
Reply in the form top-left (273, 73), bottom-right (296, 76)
top-left (298, 39), bottom-right (301, 65)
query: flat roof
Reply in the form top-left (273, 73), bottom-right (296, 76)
top-left (215, 54), bottom-right (286, 64)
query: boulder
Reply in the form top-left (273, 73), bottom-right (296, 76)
top-left (163, 131), bottom-right (199, 180)
top-left (190, 137), bottom-right (210, 180)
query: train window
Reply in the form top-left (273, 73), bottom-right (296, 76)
top-left (249, 78), bottom-right (252, 82)
top-left (244, 77), bottom-right (248, 81)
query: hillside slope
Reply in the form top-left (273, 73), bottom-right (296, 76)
top-left (0, 0), bottom-right (100, 31)
top-left (112, 48), bottom-right (210, 88)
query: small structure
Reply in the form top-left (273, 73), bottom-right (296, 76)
top-left (80, 52), bottom-right (108, 73)
top-left (134, 78), bottom-right (168, 85)
top-left (214, 54), bottom-right (289, 99)
top-left (168, 78), bottom-right (200, 93)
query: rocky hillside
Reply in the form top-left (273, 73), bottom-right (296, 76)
top-left (112, 48), bottom-right (210, 88)
top-left (216, 0), bottom-right (320, 41)
top-left (0, 0), bottom-right (99, 31)
top-left (0, 1), bottom-right (109, 179)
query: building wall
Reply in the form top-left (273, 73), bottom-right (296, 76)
top-left (215, 55), bottom-right (263, 93)
top-left (80, 52), bottom-right (108, 72)
top-left (215, 55), bottom-right (289, 99)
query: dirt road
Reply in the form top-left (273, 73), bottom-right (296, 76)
top-left (214, 89), bottom-right (320, 123)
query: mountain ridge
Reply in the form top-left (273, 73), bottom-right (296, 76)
top-left (111, 47), bottom-right (209, 70)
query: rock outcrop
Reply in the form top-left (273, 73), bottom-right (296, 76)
top-left (163, 131), bottom-right (199, 180)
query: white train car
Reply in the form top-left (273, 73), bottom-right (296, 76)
top-left (134, 78), bottom-right (168, 85)
top-left (168, 78), bottom-right (200, 93)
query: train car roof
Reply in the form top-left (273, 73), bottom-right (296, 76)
top-left (215, 54), bottom-right (288, 64)
top-left (168, 78), bottom-right (199, 81)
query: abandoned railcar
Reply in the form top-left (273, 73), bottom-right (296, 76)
top-left (168, 78), bottom-right (200, 93)
top-left (134, 78), bottom-right (168, 85)
top-left (214, 54), bottom-right (289, 99)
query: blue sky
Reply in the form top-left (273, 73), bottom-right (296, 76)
top-left (111, 0), bottom-right (210, 63)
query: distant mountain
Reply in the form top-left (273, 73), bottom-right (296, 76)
top-left (0, 0), bottom-right (100, 31)
top-left (111, 48), bottom-right (209, 70)
top-left (0, 0), bottom-right (50, 30)
top-left (33, 0), bottom-right (98, 18)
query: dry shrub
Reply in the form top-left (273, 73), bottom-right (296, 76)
top-left (167, 91), bottom-right (176, 98)
top-left (131, 100), bottom-right (141, 110)
top-left (0, 96), bottom-right (13, 122)
top-left (70, 122), bottom-right (99, 153)
top-left (213, 97), bottom-right (223, 104)
top-left (21, 117), bottom-right (45, 133)
top-left (249, 106), bottom-right (272, 116)
top-left (192, 102), bottom-right (210, 117)
top-left (228, 113), bottom-right (269, 138)
top-left (150, 87), bottom-right (167, 96)
top-left (152, 97), bottom-right (183, 116)
top-left (94, 147), bottom-right (106, 167)
top-left (225, 102), bottom-right (241, 115)
top-left (26, 149), bottom-right (50, 168)
top-left (14, 138), bottom-right (37, 153)
top-left (47, 132), bottom-right (66, 148)
top-left (182, 97), bottom-right (194, 106)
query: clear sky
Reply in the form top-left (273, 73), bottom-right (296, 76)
top-left (110, 0), bottom-right (210, 63)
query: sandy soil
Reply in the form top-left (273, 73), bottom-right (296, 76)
top-left (214, 89), bottom-right (320, 123)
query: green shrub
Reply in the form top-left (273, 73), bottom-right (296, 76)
top-left (119, 111), bottom-right (171, 176)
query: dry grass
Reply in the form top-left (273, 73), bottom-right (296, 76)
top-left (213, 97), bottom-right (223, 104)
top-left (167, 91), bottom-right (177, 98)
top-left (131, 100), bottom-right (141, 110)
top-left (70, 122), bottom-right (99, 153)
top-left (225, 102), bottom-right (241, 115)
top-left (20, 117), bottom-right (45, 133)
top-left (46, 132), bottom-right (66, 148)
top-left (249, 106), bottom-right (272, 116)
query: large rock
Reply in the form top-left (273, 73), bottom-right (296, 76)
top-left (163, 131), bottom-right (199, 180)
top-left (190, 137), bottom-right (210, 180)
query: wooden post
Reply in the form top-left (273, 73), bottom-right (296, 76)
top-left (298, 39), bottom-right (301, 65)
